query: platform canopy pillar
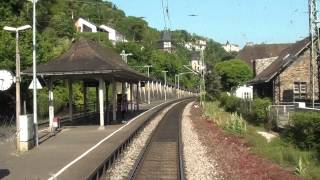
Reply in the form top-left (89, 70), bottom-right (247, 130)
top-left (99, 78), bottom-right (105, 129)
top-left (143, 83), bottom-right (147, 103)
top-left (112, 80), bottom-right (117, 121)
top-left (68, 80), bottom-right (73, 121)
top-left (150, 81), bottom-right (154, 101)
top-left (136, 82), bottom-right (140, 111)
top-left (121, 82), bottom-right (126, 114)
top-left (130, 83), bottom-right (133, 111)
top-left (48, 79), bottom-right (54, 132)
top-left (159, 82), bottom-right (162, 100)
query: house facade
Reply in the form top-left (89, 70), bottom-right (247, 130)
top-left (75, 18), bottom-right (127, 45)
top-left (159, 30), bottom-right (172, 53)
top-left (249, 37), bottom-right (319, 104)
top-left (222, 41), bottom-right (240, 53)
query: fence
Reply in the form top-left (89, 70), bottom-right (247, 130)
top-left (268, 105), bottom-right (295, 128)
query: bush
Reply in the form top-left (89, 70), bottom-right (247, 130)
top-left (284, 111), bottom-right (320, 150)
top-left (219, 93), bottom-right (241, 113)
top-left (252, 98), bottom-right (272, 124)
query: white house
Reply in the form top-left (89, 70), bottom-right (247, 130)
top-left (75, 18), bottom-right (127, 45)
top-left (223, 41), bottom-right (240, 53)
top-left (99, 25), bottom-right (127, 44)
top-left (75, 18), bottom-right (97, 32)
top-left (233, 85), bottom-right (253, 99)
top-left (185, 39), bottom-right (207, 52)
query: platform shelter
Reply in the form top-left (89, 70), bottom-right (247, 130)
top-left (23, 38), bottom-right (149, 130)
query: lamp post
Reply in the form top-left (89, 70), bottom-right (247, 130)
top-left (28, 0), bottom-right (39, 147)
top-left (162, 70), bottom-right (168, 101)
top-left (3, 25), bottom-right (31, 148)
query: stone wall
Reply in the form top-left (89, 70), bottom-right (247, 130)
top-left (255, 57), bottom-right (278, 75)
top-left (275, 49), bottom-right (319, 103)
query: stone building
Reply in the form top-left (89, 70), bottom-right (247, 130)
top-left (249, 37), bottom-right (319, 104)
top-left (237, 43), bottom-right (291, 76)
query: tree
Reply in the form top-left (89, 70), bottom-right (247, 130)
top-left (215, 59), bottom-right (253, 91)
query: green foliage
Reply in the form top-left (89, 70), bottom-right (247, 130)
top-left (215, 59), bottom-right (253, 91)
top-left (37, 86), bottom-right (68, 120)
top-left (204, 101), bottom-right (246, 134)
top-left (284, 111), bottom-right (320, 151)
top-left (252, 98), bottom-right (272, 123)
top-left (219, 93), bottom-right (241, 113)
top-left (205, 100), bottom-right (320, 179)
top-left (226, 113), bottom-right (247, 134)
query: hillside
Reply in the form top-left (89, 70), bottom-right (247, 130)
top-left (0, 0), bottom-right (231, 117)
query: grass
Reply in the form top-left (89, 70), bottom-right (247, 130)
top-left (204, 101), bottom-right (320, 180)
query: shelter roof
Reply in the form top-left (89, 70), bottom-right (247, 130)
top-left (23, 38), bottom-right (149, 82)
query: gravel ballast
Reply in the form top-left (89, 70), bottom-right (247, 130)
top-left (182, 102), bottom-right (224, 180)
top-left (105, 102), bottom-right (178, 180)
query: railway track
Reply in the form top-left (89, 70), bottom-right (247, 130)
top-left (128, 101), bottom-right (188, 180)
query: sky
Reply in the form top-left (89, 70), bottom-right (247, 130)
top-left (109, 0), bottom-right (309, 47)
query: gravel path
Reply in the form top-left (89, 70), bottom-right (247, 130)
top-left (105, 103), bottom-right (178, 180)
top-left (182, 102), bottom-right (224, 180)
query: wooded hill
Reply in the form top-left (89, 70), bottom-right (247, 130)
top-left (0, 0), bottom-right (232, 117)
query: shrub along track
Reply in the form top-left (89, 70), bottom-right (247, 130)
top-left (191, 102), bottom-right (300, 180)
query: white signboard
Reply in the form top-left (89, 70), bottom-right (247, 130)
top-left (28, 78), bottom-right (43, 89)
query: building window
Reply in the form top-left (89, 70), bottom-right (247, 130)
top-left (294, 82), bottom-right (307, 100)
top-left (243, 92), bottom-right (251, 99)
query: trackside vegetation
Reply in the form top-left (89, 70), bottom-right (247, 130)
top-left (204, 95), bottom-right (320, 179)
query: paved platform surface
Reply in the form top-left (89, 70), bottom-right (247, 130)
top-left (0, 99), bottom-right (178, 180)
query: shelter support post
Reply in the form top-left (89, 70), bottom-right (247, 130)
top-left (99, 78), bottom-right (105, 129)
top-left (143, 84), bottom-right (146, 103)
top-left (160, 82), bottom-right (163, 100)
top-left (156, 82), bottom-right (159, 100)
top-left (130, 83), bottom-right (133, 111)
top-left (112, 80), bottom-right (117, 121)
top-left (48, 79), bottom-right (54, 132)
top-left (68, 80), bottom-right (73, 121)
top-left (137, 82), bottom-right (140, 111)
top-left (147, 81), bottom-right (150, 104)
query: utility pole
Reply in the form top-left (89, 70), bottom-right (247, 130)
top-left (200, 47), bottom-right (206, 107)
top-left (3, 25), bottom-right (31, 149)
top-left (309, 0), bottom-right (319, 108)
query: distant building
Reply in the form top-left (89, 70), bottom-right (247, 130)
top-left (75, 18), bottom-right (98, 32)
top-left (190, 51), bottom-right (201, 72)
top-left (159, 30), bottom-right (172, 52)
top-left (190, 51), bottom-right (205, 73)
top-left (75, 18), bottom-right (127, 45)
top-left (99, 25), bottom-right (127, 45)
top-left (222, 41), bottom-right (240, 53)
top-left (249, 37), bottom-right (319, 104)
top-left (237, 43), bottom-right (291, 76)
top-left (184, 39), bottom-right (207, 51)
top-left (233, 85), bottom-right (253, 100)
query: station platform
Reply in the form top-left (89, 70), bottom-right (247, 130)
top-left (0, 99), bottom-right (178, 180)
